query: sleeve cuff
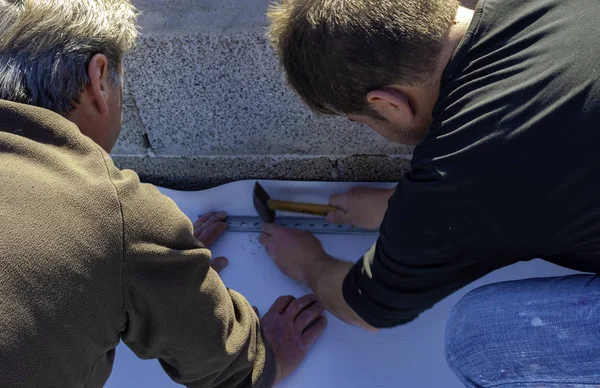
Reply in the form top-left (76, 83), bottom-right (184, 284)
top-left (254, 331), bottom-right (277, 388)
top-left (343, 258), bottom-right (420, 328)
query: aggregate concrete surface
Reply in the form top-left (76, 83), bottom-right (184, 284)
top-left (112, 0), bottom-right (475, 189)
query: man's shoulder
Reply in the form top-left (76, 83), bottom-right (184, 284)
top-left (0, 101), bottom-right (128, 388)
top-left (0, 99), bottom-right (128, 254)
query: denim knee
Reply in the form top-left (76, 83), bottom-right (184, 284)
top-left (445, 276), bottom-right (600, 387)
top-left (444, 284), bottom-right (499, 386)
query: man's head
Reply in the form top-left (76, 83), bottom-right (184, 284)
top-left (268, 0), bottom-right (459, 145)
top-left (0, 0), bottom-right (138, 152)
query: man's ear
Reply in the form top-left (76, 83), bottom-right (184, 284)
top-left (85, 54), bottom-right (111, 117)
top-left (366, 88), bottom-right (415, 126)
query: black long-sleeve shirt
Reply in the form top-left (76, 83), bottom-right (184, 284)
top-left (344, 0), bottom-right (600, 328)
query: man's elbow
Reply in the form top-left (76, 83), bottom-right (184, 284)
top-left (355, 318), bottom-right (380, 333)
top-left (352, 308), bottom-right (422, 330)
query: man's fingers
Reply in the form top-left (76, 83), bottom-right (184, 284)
top-left (294, 301), bottom-right (325, 332)
top-left (302, 316), bottom-right (328, 347)
top-left (258, 232), bottom-right (270, 247)
top-left (326, 210), bottom-right (348, 225)
top-left (328, 193), bottom-right (350, 224)
top-left (283, 294), bottom-right (318, 321)
top-left (194, 211), bottom-right (227, 235)
top-left (328, 192), bottom-right (348, 208)
top-left (261, 222), bottom-right (284, 235)
top-left (258, 233), bottom-right (275, 257)
top-left (193, 212), bottom-right (214, 229)
top-left (268, 295), bottom-right (295, 314)
top-left (210, 256), bottom-right (228, 273)
top-left (194, 211), bottom-right (227, 236)
top-left (197, 222), bottom-right (228, 247)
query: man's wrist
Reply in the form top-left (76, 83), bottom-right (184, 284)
top-left (302, 257), bottom-right (376, 331)
top-left (304, 253), bottom-right (337, 292)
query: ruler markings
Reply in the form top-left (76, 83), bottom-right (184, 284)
top-left (224, 216), bottom-right (378, 235)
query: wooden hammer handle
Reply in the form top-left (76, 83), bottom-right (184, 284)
top-left (267, 200), bottom-right (337, 217)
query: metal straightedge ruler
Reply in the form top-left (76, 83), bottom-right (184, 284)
top-left (226, 216), bottom-right (378, 235)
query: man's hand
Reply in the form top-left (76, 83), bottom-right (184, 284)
top-left (259, 224), bottom-right (377, 332)
top-left (209, 256), bottom-right (228, 274)
top-left (194, 212), bottom-right (229, 275)
top-left (259, 224), bottom-right (332, 283)
top-left (261, 295), bottom-right (327, 384)
top-left (327, 187), bottom-right (395, 229)
top-left (194, 211), bottom-right (228, 248)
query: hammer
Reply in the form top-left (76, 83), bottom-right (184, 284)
top-left (253, 182), bottom-right (338, 223)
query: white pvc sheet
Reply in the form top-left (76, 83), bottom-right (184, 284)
top-left (106, 180), bottom-right (578, 388)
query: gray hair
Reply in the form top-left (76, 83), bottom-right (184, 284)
top-left (0, 0), bottom-right (139, 114)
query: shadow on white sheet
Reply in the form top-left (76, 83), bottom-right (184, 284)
top-left (104, 181), bottom-right (579, 388)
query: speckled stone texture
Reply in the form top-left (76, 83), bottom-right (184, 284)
top-left (112, 155), bottom-right (410, 191)
top-left (111, 0), bottom-right (474, 189)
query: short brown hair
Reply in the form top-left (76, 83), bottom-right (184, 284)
top-left (268, 0), bottom-right (459, 116)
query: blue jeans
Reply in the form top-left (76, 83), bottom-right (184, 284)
top-left (445, 275), bottom-right (600, 387)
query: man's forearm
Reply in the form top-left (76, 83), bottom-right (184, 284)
top-left (305, 256), bottom-right (377, 332)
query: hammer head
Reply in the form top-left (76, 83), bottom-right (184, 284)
top-left (253, 182), bottom-right (275, 223)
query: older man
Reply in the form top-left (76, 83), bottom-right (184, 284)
top-left (0, 1), bottom-right (326, 387)
top-left (262, 0), bottom-right (600, 386)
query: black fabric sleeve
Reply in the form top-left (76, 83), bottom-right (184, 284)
top-left (343, 163), bottom-right (517, 328)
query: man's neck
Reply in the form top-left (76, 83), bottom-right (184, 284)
top-left (405, 6), bottom-right (474, 129)
top-left (433, 6), bottom-right (475, 87)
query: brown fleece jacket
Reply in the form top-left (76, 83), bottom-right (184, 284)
top-left (0, 100), bottom-right (275, 388)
